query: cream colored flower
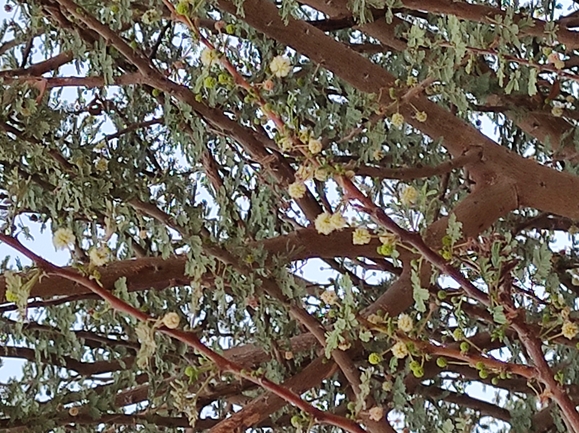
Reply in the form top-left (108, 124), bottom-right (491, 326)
top-left (315, 212), bottom-right (334, 235)
top-left (330, 212), bottom-right (347, 231)
top-left (53, 228), bottom-right (76, 250)
top-left (566, 95), bottom-right (575, 104)
top-left (415, 111), bottom-right (427, 122)
top-left (162, 312), bottom-right (180, 329)
top-left (382, 380), bottom-right (393, 392)
top-left (562, 321), bottom-right (578, 339)
top-left (142, 9), bottom-right (161, 24)
top-left (89, 246), bottom-right (110, 267)
top-left (368, 406), bottom-right (384, 422)
top-left (400, 185), bottom-right (418, 206)
top-left (200, 48), bottom-right (219, 67)
top-left (391, 341), bottom-right (409, 359)
top-left (270, 55), bottom-right (291, 78)
top-left (288, 181), bottom-right (307, 199)
top-left (552, 105), bottom-right (564, 117)
top-left (95, 157), bottom-right (108, 172)
top-left (284, 351), bottom-right (294, 360)
top-left (320, 289), bottom-right (338, 305)
top-left (372, 149), bottom-right (384, 161)
top-left (314, 167), bottom-right (329, 181)
top-left (391, 112), bottom-right (404, 129)
top-left (406, 76), bottom-right (417, 87)
top-left (308, 138), bottom-right (323, 154)
top-left (397, 313), bottom-right (413, 333)
top-left (353, 227), bottom-right (372, 245)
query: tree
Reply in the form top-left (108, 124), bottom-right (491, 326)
top-left (3, 0), bottom-right (579, 431)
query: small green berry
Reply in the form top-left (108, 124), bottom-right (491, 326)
top-left (175, 1), bottom-right (189, 15)
top-left (203, 76), bottom-right (217, 89)
top-left (409, 360), bottom-right (420, 370)
top-left (412, 366), bottom-right (424, 378)
top-left (436, 357), bottom-right (447, 368)
top-left (460, 342), bottom-right (470, 353)
top-left (479, 369), bottom-right (489, 379)
top-left (437, 290), bottom-right (447, 300)
top-left (225, 24), bottom-right (235, 34)
top-left (475, 361), bottom-right (485, 370)
top-left (453, 328), bottom-right (464, 341)
top-left (491, 376), bottom-right (500, 385)
top-left (290, 415), bottom-right (301, 428)
top-left (218, 73), bottom-right (230, 84)
top-left (152, 88), bottom-right (161, 97)
top-left (368, 352), bottom-right (382, 365)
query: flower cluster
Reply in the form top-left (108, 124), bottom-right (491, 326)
top-left (391, 112), bottom-right (405, 129)
top-left (562, 321), bottom-right (578, 339)
top-left (162, 312), bottom-right (180, 329)
top-left (315, 212), bottom-right (346, 235)
top-left (200, 48), bottom-right (220, 67)
top-left (397, 313), bottom-right (413, 333)
top-left (400, 185), bottom-right (418, 206)
top-left (270, 55), bottom-right (291, 78)
top-left (288, 181), bottom-right (307, 199)
top-left (352, 227), bottom-right (372, 245)
top-left (368, 406), bottom-right (384, 422)
top-left (89, 246), bottom-right (110, 267)
top-left (320, 289), bottom-right (338, 305)
top-left (391, 341), bottom-right (409, 359)
top-left (414, 111), bottom-right (427, 122)
top-left (308, 137), bottom-right (323, 154)
top-left (52, 228), bottom-right (75, 250)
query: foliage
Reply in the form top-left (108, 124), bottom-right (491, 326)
top-left (1, 0), bottom-right (579, 432)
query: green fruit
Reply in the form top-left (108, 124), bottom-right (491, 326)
top-left (491, 376), bottom-right (500, 385)
top-left (479, 370), bottom-right (489, 379)
top-left (152, 88), bottom-right (161, 97)
top-left (368, 352), bottom-right (382, 365)
top-left (175, 1), bottom-right (189, 15)
top-left (460, 342), bottom-right (470, 353)
top-left (225, 24), bottom-right (235, 34)
top-left (436, 357), bottom-right (447, 368)
top-left (437, 290), bottom-right (447, 300)
top-left (409, 360), bottom-right (420, 370)
top-left (290, 415), bottom-right (301, 428)
top-left (453, 328), bottom-right (464, 341)
top-left (218, 73), bottom-right (230, 84)
top-left (110, 5), bottom-right (119, 13)
top-left (475, 361), bottom-right (485, 370)
top-left (203, 76), bottom-right (217, 89)
top-left (412, 366), bottom-right (424, 378)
